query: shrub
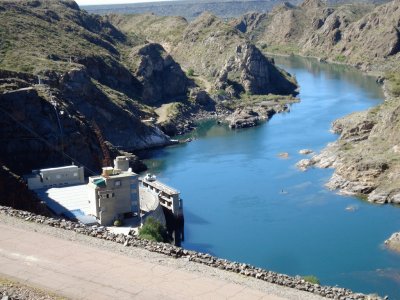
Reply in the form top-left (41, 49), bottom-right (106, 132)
top-left (334, 55), bottom-right (346, 63)
top-left (302, 275), bottom-right (320, 285)
top-left (217, 89), bottom-right (227, 96)
top-left (139, 217), bottom-right (166, 242)
top-left (386, 72), bottom-right (400, 97)
top-left (187, 68), bottom-right (195, 76)
top-left (114, 219), bottom-right (123, 227)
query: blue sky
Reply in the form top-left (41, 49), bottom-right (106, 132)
top-left (76, 0), bottom-right (174, 5)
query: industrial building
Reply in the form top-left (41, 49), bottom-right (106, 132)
top-left (26, 165), bottom-right (84, 189)
top-left (25, 156), bottom-right (182, 234)
top-left (87, 157), bottom-right (140, 226)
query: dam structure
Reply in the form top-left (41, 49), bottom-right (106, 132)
top-left (24, 156), bottom-right (184, 240)
top-left (140, 174), bottom-right (184, 245)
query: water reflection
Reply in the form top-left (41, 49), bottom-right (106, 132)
top-left (272, 55), bottom-right (384, 99)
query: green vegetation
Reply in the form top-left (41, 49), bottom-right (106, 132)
top-left (113, 219), bottom-right (123, 227)
top-left (261, 43), bottom-right (300, 55)
top-left (217, 89), bottom-right (227, 97)
top-left (334, 55), bottom-right (347, 63)
top-left (139, 217), bottom-right (167, 242)
top-left (0, 1), bottom-right (125, 74)
top-left (239, 93), bottom-right (298, 107)
top-left (187, 68), bottom-right (195, 77)
top-left (166, 101), bottom-right (193, 120)
top-left (108, 14), bottom-right (187, 46)
top-left (302, 275), bottom-right (320, 285)
top-left (386, 72), bottom-right (400, 97)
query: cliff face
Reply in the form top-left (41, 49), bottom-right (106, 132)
top-left (129, 43), bottom-right (191, 105)
top-left (0, 166), bottom-right (52, 216)
top-left (215, 43), bottom-right (297, 96)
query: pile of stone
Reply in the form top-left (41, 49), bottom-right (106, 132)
top-left (0, 278), bottom-right (58, 300)
top-left (0, 206), bottom-right (386, 300)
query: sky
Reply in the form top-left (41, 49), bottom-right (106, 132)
top-left (76, 0), bottom-right (175, 6)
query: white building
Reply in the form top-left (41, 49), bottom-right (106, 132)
top-left (26, 165), bottom-right (84, 189)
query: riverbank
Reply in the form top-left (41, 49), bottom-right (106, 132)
top-left (157, 93), bottom-right (300, 137)
top-left (0, 205), bottom-right (384, 300)
top-left (268, 49), bottom-right (400, 202)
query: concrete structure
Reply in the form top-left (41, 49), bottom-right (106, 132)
top-left (114, 156), bottom-right (130, 172)
top-left (24, 156), bottom-right (183, 232)
top-left (26, 165), bottom-right (84, 189)
top-left (34, 184), bottom-right (97, 225)
top-left (140, 175), bottom-right (181, 217)
top-left (87, 165), bottom-right (139, 226)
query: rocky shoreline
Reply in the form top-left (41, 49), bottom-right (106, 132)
top-left (162, 94), bottom-right (300, 136)
top-left (0, 205), bottom-right (385, 300)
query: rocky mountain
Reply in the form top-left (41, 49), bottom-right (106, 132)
top-left (234, 0), bottom-right (400, 69)
top-left (129, 43), bottom-right (191, 105)
top-left (112, 12), bottom-right (297, 97)
top-left (0, 0), bottom-right (173, 177)
top-left (82, 0), bottom-right (390, 21)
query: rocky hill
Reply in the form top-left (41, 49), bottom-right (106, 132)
top-left (0, 0), bottom-right (176, 178)
top-left (239, 0), bottom-right (400, 203)
top-left (82, 0), bottom-right (390, 20)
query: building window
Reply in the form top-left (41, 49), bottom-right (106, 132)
top-left (56, 174), bottom-right (62, 179)
top-left (115, 180), bottom-right (121, 187)
top-left (73, 172), bottom-right (78, 177)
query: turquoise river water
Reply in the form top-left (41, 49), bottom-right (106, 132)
top-left (141, 56), bottom-right (400, 299)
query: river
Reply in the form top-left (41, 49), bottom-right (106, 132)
top-left (141, 56), bottom-right (400, 299)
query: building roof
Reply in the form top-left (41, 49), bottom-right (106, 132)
top-left (142, 178), bottom-right (179, 195)
top-left (39, 165), bottom-right (79, 172)
top-left (35, 184), bottom-right (97, 225)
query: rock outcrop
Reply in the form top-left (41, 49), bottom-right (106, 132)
top-left (385, 232), bottom-right (400, 253)
top-left (297, 98), bottom-right (400, 203)
top-left (129, 43), bottom-right (191, 105)
top-left (0, 166), bottom-right (52, 216)
top-left (215, 43), bottom-right (298, 96)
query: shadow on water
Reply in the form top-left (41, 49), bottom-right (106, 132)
top-left (183, 209), bottom-right (210, 225)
